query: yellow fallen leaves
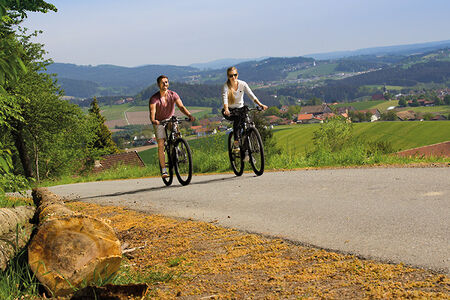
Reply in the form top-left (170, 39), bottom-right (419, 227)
top-left (68, 202), bottom-right (450, 299)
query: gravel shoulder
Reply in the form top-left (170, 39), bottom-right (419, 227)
top-left (68, 202), bottom-right (450, 299)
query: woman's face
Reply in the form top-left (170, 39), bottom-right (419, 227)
top-left (228, 70), bottom-right (238, 82)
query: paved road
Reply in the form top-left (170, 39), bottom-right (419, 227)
top-left (48, 167), bottom-right (450, 273)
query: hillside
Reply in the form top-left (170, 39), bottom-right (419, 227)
top-left (46, 40), bottom-right (450, 102)
top-left (273, 121), bottom-right (450, 155)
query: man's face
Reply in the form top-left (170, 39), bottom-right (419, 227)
top-left (159, 78), bottom-right (169, 91)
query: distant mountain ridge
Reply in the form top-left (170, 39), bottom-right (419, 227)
top-left (189, 57), bottom-right (269, 70)
top-left (45, 40), bottom-right (450, 98)
top-left (305, 40), bottom-right (450, 60)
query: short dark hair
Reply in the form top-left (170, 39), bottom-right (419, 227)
top-left (157, 75), bottom-right (168, 85)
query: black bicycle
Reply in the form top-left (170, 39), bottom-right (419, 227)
top-left (227, 105), bottom-right (265, 176)
top-left (159, 116), bottom-right (193, 186)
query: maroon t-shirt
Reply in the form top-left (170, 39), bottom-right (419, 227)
top-left (149, 90), bottom-right (179, 121)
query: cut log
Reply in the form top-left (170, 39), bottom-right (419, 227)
top-left (28, 188), bottom-right (122, 297)
top-left (0, 206), bottom-right (35, 271)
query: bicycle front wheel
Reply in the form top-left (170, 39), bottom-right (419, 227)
top-left (228, 132), bottom-right (244, 176)
top-left (161, 145), bottom-right (174, 186)
top-left (247, 127), bottom-right (265, 176)
top-left (173, 138), bottom-right (193, 186)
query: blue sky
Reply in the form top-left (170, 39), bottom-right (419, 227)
top-left (22, 0), bottom-right (450, 67)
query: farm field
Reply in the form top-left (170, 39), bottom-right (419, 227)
top-left (334, 100), bottom-right (394, 111)
top-left (100, 104), bottom-right (212, 128)
top-left (274, 121), bottom-right (450, 154)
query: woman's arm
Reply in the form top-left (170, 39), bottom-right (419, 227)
top-left (222, 84), bottom-right (230, 116)
top-left (243, 82), bottom-right (268, 110)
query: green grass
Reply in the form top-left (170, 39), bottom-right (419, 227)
top-left (287, 63), bottom-right (338, 79)
top-left (0, 196), bottom-right (32, 208)
top-left (400, 105), bottom-right (450, 114)
top-left (373, 100), bottom-right (399, 111)
top-left (273, 121), bottom-right (450, 155)
top-left (38, 120), bottom-right (449, 187)
top-left (364, 85), bottom-right (405, 91)
top-left (0, 250), bottom-right (41, 300)
top-left (335, 100), bottom-right (386, 110)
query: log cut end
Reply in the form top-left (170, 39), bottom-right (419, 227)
top-left (28, 213), bottom-right (122, 296)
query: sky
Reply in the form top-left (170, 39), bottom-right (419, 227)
top-left (21, 0), bottom-right (450, 67)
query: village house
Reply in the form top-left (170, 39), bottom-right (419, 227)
top-left (371, 94), bottom-right (385, 100)
top-left (299, 104), bottom-right (333, 116)
top-left (407, 99), bottom-right (435, 106)
top-left (396, 110), bottom-right (416, 121)
top-left (357, 109), bottom-right (381, 122)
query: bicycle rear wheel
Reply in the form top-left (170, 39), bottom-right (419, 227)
top-left (228, 132), bottom-right (244, 176)
top-left (173, 138), bottom-right (193, 186)
top-left (160, 145), bottom-right (173, 186)
top-left (247, 127), bottom-right (264, 176)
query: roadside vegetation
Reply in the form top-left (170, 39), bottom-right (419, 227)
top-left (38, 119), bottom-right (449, 188)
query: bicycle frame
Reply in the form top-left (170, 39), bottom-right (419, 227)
top-left (160, 116), bottom-right (193, 186)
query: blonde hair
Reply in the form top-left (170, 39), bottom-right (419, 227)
top-left (226, 67), bottom-right (237, 105)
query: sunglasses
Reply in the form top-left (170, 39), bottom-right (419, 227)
top-left (228, 73), bottom-right (238, 78)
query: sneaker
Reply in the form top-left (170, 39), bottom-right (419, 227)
top-left (243, 151), bottom-right (250, 162)
top-left (232, 140), bottom-right (240, 154)
top-left (161, 167), bottom-right (169, 178)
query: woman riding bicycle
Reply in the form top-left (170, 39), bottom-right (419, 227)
top-left (222, 67), bottom-right (268, 152)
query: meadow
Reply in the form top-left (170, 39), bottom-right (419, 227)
top-left (137, 120), bottom-right (450, 175)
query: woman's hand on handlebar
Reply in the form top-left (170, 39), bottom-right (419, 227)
top-left (223, 109), bottom-right (231, 116)
top-left (152, 120), bottom-right (160, 125)
top-left (260, 104), bottom-right (268, 111)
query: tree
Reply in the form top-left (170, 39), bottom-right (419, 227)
top-left (0, 0), bottom-right (57, 188)
top-left (88, 97), bottom-right (119, 155)
top-left (306, 97), bottom-right (322, 106)
top-left (444, 95), bottom-right (450, 105)
top-left (312, 117), bottom-right (353, 152)
top-left (263, 106), bottom-right (280, 116)
top-left (381, 111), bottom-right (397, 121)
top-left (398, 98), bottom-right (407, 107)
top-left (422, 112), bottom-right (434, 121)
top-left (251, 111), bottom-right (280, 155)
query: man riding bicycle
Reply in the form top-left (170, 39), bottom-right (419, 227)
top-left (149, 75), bottom-right (195, 178)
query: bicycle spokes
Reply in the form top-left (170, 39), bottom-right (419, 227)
top-left (248, 128), bottom-right (264, 176)
top-left (174, 138), bottom-right (193, 185)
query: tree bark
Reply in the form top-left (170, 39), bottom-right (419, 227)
top-left (0, 206), bottom-right (35, 271)
top-left (28, 188), bottom-right (122, 297)
top-left (12, 125), bottom-right (34, 178)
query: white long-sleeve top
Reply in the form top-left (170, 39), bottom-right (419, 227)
top-left (222, 79), bottom-right (258, 109)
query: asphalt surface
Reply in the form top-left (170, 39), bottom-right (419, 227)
top-left (47, 167), bottom-right (450, 274)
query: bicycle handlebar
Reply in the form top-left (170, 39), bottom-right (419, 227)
top-left (159, 116), bottom-right (190, 126)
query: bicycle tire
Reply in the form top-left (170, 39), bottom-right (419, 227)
top-left (247, 127), bottom-right (265, 176)
top-left (173, 138), bottom-right (193, 186)
top-left (161, 145), bottom-right (174, 186)
top-left (228, 132), bottom-right (244, 176)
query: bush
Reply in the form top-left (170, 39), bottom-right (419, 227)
top-left (312, 116), bottom-right (353, 152)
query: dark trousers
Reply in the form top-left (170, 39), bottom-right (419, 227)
top-left (222, 108), bottom-right (242, 141)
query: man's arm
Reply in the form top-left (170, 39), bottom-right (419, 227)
top-left (149, 102), bottom-right (159, 125)
top-left (175, 98), bottom-right (195, 121)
